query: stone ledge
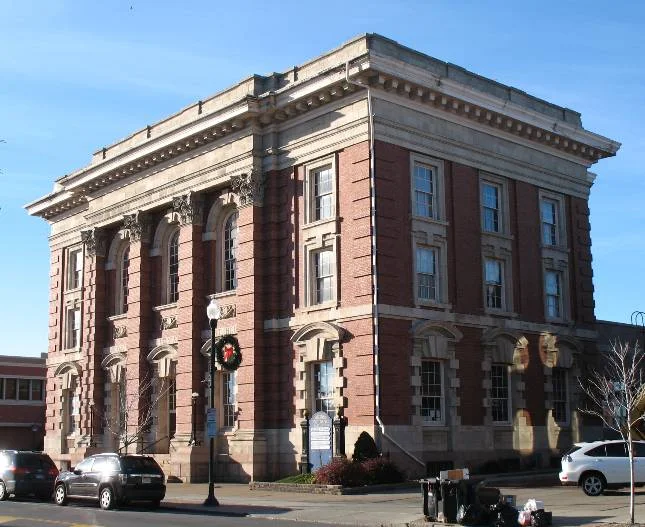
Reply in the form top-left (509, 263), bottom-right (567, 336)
top-left (249, 481), bottom-right (418, 495)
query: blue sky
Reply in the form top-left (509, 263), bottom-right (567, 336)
top-left (1, 1), bottom-right (643, 357)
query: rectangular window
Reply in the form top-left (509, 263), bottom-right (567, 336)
top-left (417, 247), bottom-right (437, 301)
top-left (31, 379), bottom-right (43, 401)
top-left (313, 249), bottom-right (334, 304)
top-left (313, 165), bottom-right (333, 221)
top-left (5, 378), bottom-right (16, 400)
top-left (414, 163), bottom-right (435, 218)
top-left (67, 249), bottom-right (83, 290)
top-left (0, 378), bottom-right (3, 399)
top-left (168, 379), bottom-right (176, 438)
top-left (485, 259), bottom-right (503, 309)
top-left (491, 364), bottom-right (510, 423)
top-left (552, 368), bottom-right (568, 424)
top-left (314, 361), bottom-right (335, 420)
top-left (421, 360), bottom-right (443, 424)
top-left (223, 372), bottom-right (236, 428)
top-left (541, 199), bottom-right (559, 246)
top-left (545, 270), bottom-right (562, 319)
top-left (18, 379), bottom-right (30, 401)
top-left (482, 183), bottom-right (501, 233)
top-left (66, 307), bottom-right (81, 349)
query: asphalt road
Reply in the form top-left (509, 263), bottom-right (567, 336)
top-left (0, 498), bottom-right (344, 527)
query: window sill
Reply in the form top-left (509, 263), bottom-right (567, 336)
top-left (153, 303), bottom-right (178, 312)
top-left (422, 424), bottom-right (449, 430)
top-left (107, 313), bottom-right (127, 322)
top-left (416, 300), bottom-right (452, 311)
top-left (302, 301), bottom-right (339, 314)
top-left (208, 290), bottom-right (237, 301)
top-left (492, 423), bottom-right (513, 428)
top-left (545, 316), bottom-right (569, 325)
top-left (484, 309), bottom-right (518, 318)
top-left (303, 217), bottom-right (338, 230)
top-left (411, 215), bottom-right (449, 227)
top-left (64, 287), bottom-right (83, 295)
top-left (481, 231), bottom-right (514, 241)
top-left (62, 346), bottom-right (81, 355)
top-left (541, 243), bottom-right (568, 253)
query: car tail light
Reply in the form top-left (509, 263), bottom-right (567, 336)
top-left (48, 467), bottom-right (59, 477)
top-left (11, 466), bottom-right (27, 476)
top-left (561, 474), bottom-right (568, 481)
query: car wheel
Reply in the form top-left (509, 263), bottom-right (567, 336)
top-left (54, 484), bottom-right (68, 506)
top-left (581, 472), bottom-right (605, 496)
top-left (0, 480), bottom-right (7, 501)
top-left (99, 487), bottom-right (115, 510)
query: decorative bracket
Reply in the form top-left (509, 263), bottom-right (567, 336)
top-left (230, 170), bottom-right (265, 206)
top-left (172, 191), bottom-right (203, 225)
top-left (123, 211), bottom-right (151, 243)
top-left (81, 228), bottom-right (107, 258)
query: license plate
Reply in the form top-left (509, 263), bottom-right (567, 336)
top-left (142, 477), bottom-right (151, 484)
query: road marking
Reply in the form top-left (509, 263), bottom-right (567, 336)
top-left (0, 516), bottom-right (98, 527)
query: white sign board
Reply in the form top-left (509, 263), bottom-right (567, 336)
top-left (206, 408), bottom-right (217, 439)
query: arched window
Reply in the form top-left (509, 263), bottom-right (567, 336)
top-left (168, 230), bottom-right (180, 303)
top-left (117, 246), bottom-right (130, 314)
top-left (223, 212), bottom-right (238, 291)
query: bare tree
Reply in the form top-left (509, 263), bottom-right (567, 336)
top-left (578, 340), bottom-right (645, 524)
top-left (101, 374), bottom-right (170, 455)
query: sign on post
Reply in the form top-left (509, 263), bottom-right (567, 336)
top-left (206, 408), bottom-right (217, 439)
top-left (308, 411), bottom-right (332, 472)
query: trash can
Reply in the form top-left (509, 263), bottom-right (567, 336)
top-left (440, 481), bottom-right (459, 524)
top-left (420, 478), bottom-right (440, 520)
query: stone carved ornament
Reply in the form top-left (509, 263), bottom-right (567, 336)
top-left (113, 326), bottom-right (127, 339)
top-left (172, 191), bottom-right (203, 225)
top-left (161, 316), bottom-right (178, 330)
top-left (230, 170), bottom-right (265, 206)
top-left (80, 228), bottom-right (106, 258)
top-left (219, 304), bottom-right (236, 320)
top-left (122, 211), bottom-right (150, 242)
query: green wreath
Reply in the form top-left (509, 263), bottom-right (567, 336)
top-left (215, 335), bottom-right (242, 371)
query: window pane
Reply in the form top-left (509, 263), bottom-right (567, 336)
top-left (552, 368), bottom-right (568, 423)
top-left (541, 200), bottom-right (558, 245)
top-left (5, 378), bottom-right (16, 399)
top-left (313, 166), bottom-right (333, 221)
top-left (223, 372), bottom-right (236, 428)
top-left (314, 361), bottom-right (335, 419)
top-left (482, 184), bottom-right (500, 232)
top-left (0, 378), bottom-right (4, 399)
top-left (120, 247), bottom-right (130, 314)
top-left (224, 212), bottom-right (239, 291)
top-left (545, 271), bottom-right (561, 318)
top-left (414, 164), bottom-right (434, 218)
top-left (491, 364), bottom-right (509, 422)
top-left (314, 250), bottom-right (334, 304)
top-left (421, 360), bottom-right (443, 423)
top-left (417, 248), bottom-right (437, 301)
top-left (31, 380), bottom-right (43, 401)
top-left (485, 260), bottom-right (503, 309)
top-left (18, 379), bottom-right (30, 400)
top-left (168, 231), bottom-right (180, 302)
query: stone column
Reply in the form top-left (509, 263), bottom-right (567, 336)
top-left (79, 228), bottom-right (107, 451)
top-left (172, 192), bottom-right (205, 446)
top-left (230, 169), bottom-right (267, 480)
top-left (124, 212), bottom-right (152, 453)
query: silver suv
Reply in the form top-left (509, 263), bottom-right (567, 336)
top-left (559, 439), bottom-right (645, 496)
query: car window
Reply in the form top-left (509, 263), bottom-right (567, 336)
top-left (105, 457), bottom-right (120, 471)
top-left (17, 454), bottom-right (44, 468)
top-left (605, 442), bottom-right (627, 457)
top-left (92, 458), bottom-right (106, 472)
top-left (121, 456), bottom-right (161, 472)
top-left (585, 445), bottom-right (606, 457)
top-left (633, 443), bottom-right (645, 457)
top-left (0, 453), bottom-right (11, 469)
top-left (562, 445), bottom-right (582, 456)
top-left (75, 458), bottom-right (94, 473)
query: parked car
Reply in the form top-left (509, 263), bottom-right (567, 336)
top-left (0, 450), bottom-right (59, 501)
top-left (559, 439), bottom-right (645, 496)
top-left (54, 453), bottom-right (165, 510)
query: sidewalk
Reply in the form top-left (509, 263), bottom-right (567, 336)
top-left (162, 482), bottom-right (425, 526)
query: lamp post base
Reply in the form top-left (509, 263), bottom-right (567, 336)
top-left (203, 495), bottom-right (220, 507)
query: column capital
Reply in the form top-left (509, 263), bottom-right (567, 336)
top-left (230, 169), bottom-right (265, 207)
top-left (172, 191), bottom-right (203, 225)
top-left (123, 211), bottom-right (151, 243)
top-left (81, 228), bottom-right (107, 258)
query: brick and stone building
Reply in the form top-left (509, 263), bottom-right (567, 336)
top-left (0, 354), bottom-right (46, 450)
top-left (26, 34), bottom-right (620, 481)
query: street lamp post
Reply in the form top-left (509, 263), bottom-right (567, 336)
top-left (204, 298), bottom-right (221, 507)
top-left (189, 392), bottom-right (200, 446)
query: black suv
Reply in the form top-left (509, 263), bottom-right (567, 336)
top-left (0, 450), bottom-right (59, 501)
top-left (54, 453), bottom-right (165, 510)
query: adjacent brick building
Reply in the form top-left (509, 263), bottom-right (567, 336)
top-left (0, 355), bottom-right (46, 450)
top-left (26, 34), bottom-right (620, 481)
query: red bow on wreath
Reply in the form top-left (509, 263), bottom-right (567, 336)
top-left (223, 343), bottom-right (235, 362)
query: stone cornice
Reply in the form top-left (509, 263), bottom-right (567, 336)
top-left (26, 35), bottom-right (620, 222)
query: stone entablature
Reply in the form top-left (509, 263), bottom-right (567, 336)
top-left (26, 35), bottom-right (618, 222)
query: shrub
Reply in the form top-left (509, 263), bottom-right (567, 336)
top-left (352, 431), bottom-right (379, 462)
top-left (277, 473), bottom-right (316, 484)
top-left (314, 457), bottom-right (367, 487)
top-left (362, 457), bottom-right (405, 485)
